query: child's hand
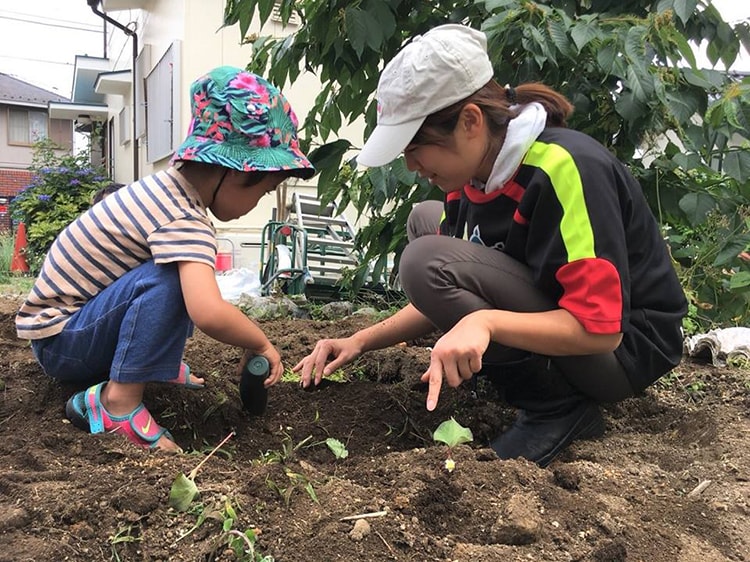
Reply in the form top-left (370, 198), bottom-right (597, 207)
top-left (238, 345), bottom-right (283, 387)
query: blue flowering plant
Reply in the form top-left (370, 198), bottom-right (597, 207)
top-left (11, 140), bottom-right (110, 273)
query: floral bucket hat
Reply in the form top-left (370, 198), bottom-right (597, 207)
top-left (172, 66), bottom-right (315, 179)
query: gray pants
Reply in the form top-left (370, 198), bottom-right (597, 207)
top-left (399, 201), bottom-right (634, 403)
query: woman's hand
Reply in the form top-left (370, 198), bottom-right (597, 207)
top-left (293, 336), bottom-right (364, 388)
top-left (421, 312), bottom-right (491, 411)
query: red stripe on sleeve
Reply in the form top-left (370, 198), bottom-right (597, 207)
top-left (513, 208), bottom-right (528, 225)
top-left (555, 258), bottom-right (623, 333)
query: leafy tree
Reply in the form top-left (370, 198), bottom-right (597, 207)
top-left (224, 0), bottom-right (750, 329)
top-left (11, 140), bottom-right (110, 274)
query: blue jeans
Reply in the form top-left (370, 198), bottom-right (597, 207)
top-left (31, 261), bottom-right (192, 384)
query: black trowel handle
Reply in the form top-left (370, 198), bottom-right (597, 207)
top-left (239, 355), bottom-right (269, 415)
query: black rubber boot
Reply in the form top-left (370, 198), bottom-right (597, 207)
top-left (485, 355), bottom-right (605, 468)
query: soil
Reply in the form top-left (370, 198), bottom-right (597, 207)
top-left (0, 295), bottom-right (749, 562)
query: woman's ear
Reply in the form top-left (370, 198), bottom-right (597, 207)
top-left (459, 103), bottom-right (484, 138)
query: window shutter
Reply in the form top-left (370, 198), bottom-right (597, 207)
top-left (145, 41), bottom-right (181, 163)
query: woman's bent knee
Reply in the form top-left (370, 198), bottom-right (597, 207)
top-left (399, 236), bottom-right (446, 299)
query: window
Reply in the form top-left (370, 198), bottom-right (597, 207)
top-left (145, 41), bottom-right (181, 163)
top-left (271, 2), bottom-right (300, 26)
top-left (8, 109), bottom-right (47, 145)
top-left (135, 44), bottom-right (151, 139)
top-left (107, 117), bottom-right (116, 177)
top-left (48, 118), bottom-right (73, 150)
top-left (118, 106), bottom-right (130, 145)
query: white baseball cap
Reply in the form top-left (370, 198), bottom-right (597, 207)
top-left (357, 24), bottom-right (494, 168)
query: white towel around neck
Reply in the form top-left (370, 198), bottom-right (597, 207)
top-left (473, 102), bottom-right (548, 194)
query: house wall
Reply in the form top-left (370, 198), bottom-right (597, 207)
top-left (0, 105), bottom-right (37, 169)
top-left (0, 103), bottom-right (75, 168)
top-left (0, 168), bottom-right (30, 231)
top-left (99, 0), bottom-right (368, 271)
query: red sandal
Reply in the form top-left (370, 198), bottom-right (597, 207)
top-left (66, 382), bottom-right (177, 450)
top-left (166, 362), bottom-right (205, 389)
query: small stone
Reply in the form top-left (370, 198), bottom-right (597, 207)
top-left (349, 518), bottom-right (371, 542)
top-left (0, 507), bottom-right (29, 531)
top-left (491, 493), bottom-right (543, 545)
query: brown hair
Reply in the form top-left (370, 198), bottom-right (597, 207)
top-left (409, 80), bottom-right (574, 147)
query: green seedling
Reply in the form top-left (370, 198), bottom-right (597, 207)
top-left (169, 431), bottom-right (235, 512)
top-left (223, 527), bottom-right (274, 562)
top-left (178, 496), bottom-right (273, 561)
top-left (257, 432), bottom-right (313, 465)
top-left (326, 368), bottom-right (350, 383)
top-left (266, 469), bottom-right (318, 508)
top-left (280, 367), bottom-right (300, 383)
top-left (433, 417), bottom-right (473, 473)
top-left (200, 391), bottom-right (229, 423)
top-left (109, 523), bottom-right (142, 562)
top-left (212, 498), bottom-right (273, 561)
top-left (325, 437), bottom-right (349, 460)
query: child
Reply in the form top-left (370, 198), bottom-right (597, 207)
top-left (294, 25), bottom-right (686, 467)
top-left (16, 66), bottom-right (314, 452)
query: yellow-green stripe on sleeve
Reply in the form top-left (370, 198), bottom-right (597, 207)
top-left (523, 142), bottom-right (595, 261)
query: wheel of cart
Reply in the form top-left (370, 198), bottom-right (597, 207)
top-left (259, 221), bottom-right (312, 296)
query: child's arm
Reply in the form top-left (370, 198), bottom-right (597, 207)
top-left (177, 261), bottom-right (283, 385)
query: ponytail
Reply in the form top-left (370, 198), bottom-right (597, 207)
top-left (512, 82), bottom-right (573, 127)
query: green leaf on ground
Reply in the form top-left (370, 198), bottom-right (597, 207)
top-left (169, 473), bottom-right (199, 512)
top-left (326, 438), bottom-right (349, 459)
top-left (433, 418), bottom-right (474, 448)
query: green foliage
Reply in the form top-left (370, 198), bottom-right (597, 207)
top-left (169, 432), bottom-right (236, 512)
top-left (215, 498), bottom-right (274, 562)
top-left (224, 0), bottom-right (750, 329)
top-left (325, 437), bottom-right (349, 459)
top-left (265, 469), bottom-right (318, 508)
top-left (257, 432), bottom-right (313, 464)
top-left (0, 276), bottom-right (34, 296)
top-left (10, 140), bottom-right (109, 274)
top-left (433, 417), bottom-right (473, 472)
top-left (177, 497), bottom-right (274, 561)
top-left (170, 472), bottom-right (200, 512)
top-left (637, 155), bottom-right (750, 330)
top-left (657, 369), bottom-right (708, 403)
top-left (433, 417), bottom-right (474, 449)
top-left (109, 523), bottom-right (142, 562)
top-left (0, 233), bottom-right (15, 282)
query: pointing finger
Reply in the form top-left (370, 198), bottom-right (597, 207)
top-left (424, 359), bottom-right (443, 411)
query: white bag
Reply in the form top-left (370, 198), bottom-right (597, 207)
top-left (216, 267), bottom-right (261, 302)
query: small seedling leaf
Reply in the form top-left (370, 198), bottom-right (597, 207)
top-left (169, 473), bottom-right (199, 512)
top-left (326, 438), bottom-right (349, 459)
top-left (433, 418), bottom-right (474, 448)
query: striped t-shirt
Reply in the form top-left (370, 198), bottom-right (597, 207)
top-left (16, 167), bottom-right (216, 340)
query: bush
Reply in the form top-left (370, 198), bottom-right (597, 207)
top-left (0, 232), bottom-right (15, 282)
top-left (10, 140), bottom-right (110, 274)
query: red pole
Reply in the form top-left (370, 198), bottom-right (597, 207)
top-left (11, 222), bottom-right (29, 273)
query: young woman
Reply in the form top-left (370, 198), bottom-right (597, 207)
top-left (294, 24), bottom-right (686, 467)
